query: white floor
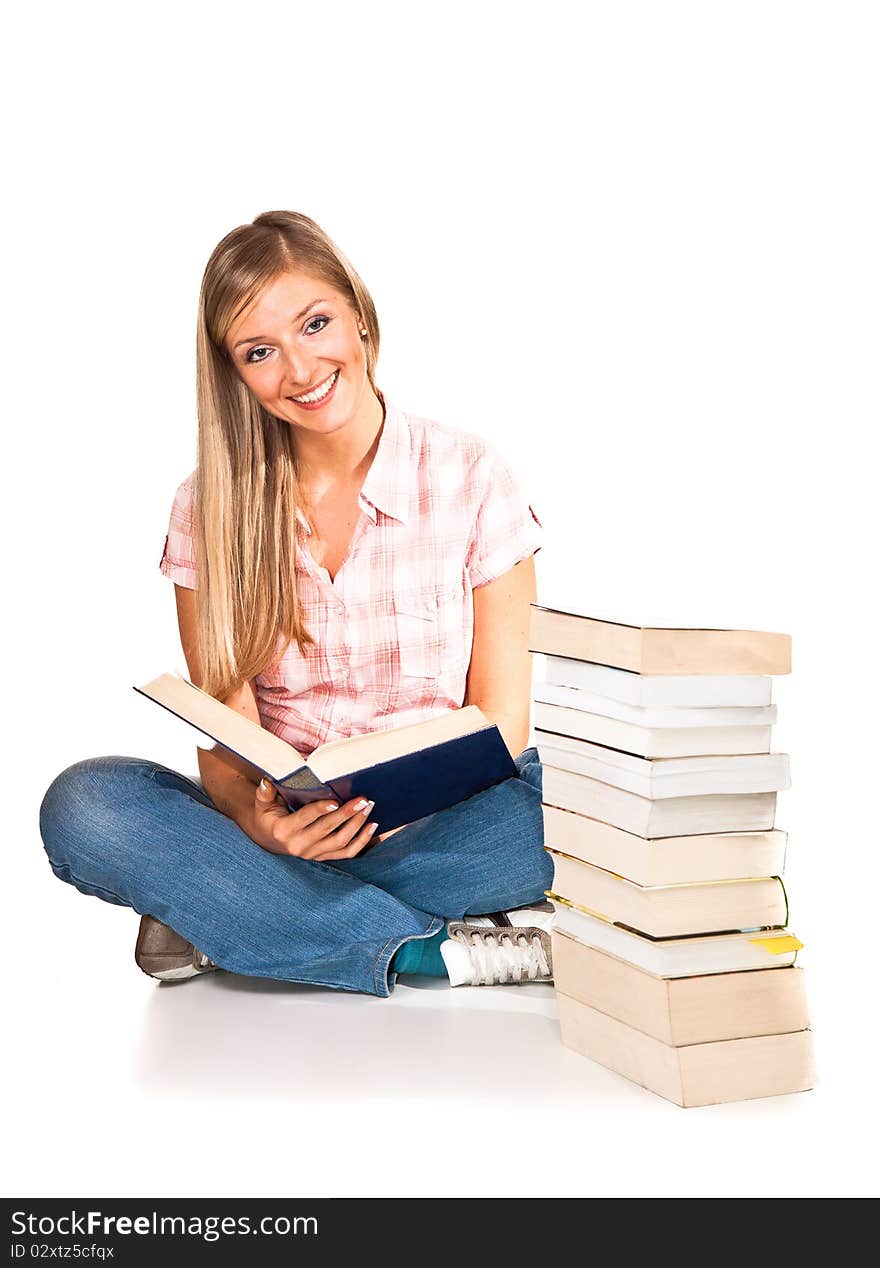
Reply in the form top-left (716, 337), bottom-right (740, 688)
top-left (6, 867), bottom-right (875, 1200)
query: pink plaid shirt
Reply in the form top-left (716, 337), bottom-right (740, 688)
top-left (159, 395), bottom-right (543, 757)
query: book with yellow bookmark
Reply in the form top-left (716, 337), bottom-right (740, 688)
top-left (547, 894), bottom-right (803, 977)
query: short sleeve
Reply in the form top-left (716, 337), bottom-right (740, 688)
top-left (158, 473), bottom-right (197, 590)
top-left (465, 446), bottom-right (544, 588)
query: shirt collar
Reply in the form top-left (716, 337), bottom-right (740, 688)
top-left (294, 392), bottom-right (412, 536)
top-left (359, 393), bottom-right (412, 526)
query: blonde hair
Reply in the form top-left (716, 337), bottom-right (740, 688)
top-left (193, 210), bottom-right (381, 699)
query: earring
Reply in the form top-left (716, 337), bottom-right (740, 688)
top-left (359, 326), bottom-right (368, 339)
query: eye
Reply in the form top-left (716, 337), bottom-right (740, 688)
top-left (245, 345), bottom-right (271, 365)
top-left (304, 315), bottom-right (331, 335)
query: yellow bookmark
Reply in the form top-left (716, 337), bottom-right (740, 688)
top-left (748, 934), bottom-right (804, 954)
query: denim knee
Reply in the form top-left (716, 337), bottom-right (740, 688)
top-left (38, 756), bottom-right (155, 890)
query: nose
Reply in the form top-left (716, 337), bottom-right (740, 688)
top-left (281, 344), bottom-right (316, 392)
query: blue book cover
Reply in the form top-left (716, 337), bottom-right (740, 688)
top-left (271, 726), bottom-right (516, 833)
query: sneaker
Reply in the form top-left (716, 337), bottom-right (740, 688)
top-left (135, 914), bottom-right (218, 982)
top-left (442, 900), bottom-right (555, 986)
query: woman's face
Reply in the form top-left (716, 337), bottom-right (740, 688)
top-left (225, 270), bottom-right (371, 433)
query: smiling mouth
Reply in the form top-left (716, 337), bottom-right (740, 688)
top-left (289, 369), bottom-right (339, 405)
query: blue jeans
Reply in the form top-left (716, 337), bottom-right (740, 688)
top-left (38, 747), bottom-right (552, 998)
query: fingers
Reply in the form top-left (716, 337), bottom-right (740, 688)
top-left (310, 818), bottom-right (380, 861)
top-left (261, 794), bottom-right (378, 858)
top-left (296, 797), bottom-right (377, 859)
top-left (308, 796), bottom-right (374, 835)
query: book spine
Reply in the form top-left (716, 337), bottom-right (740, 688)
top-left (274, 767), bottom-right (336, 813)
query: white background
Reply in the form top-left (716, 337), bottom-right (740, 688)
top-left (4, 0), bottom-right (878, 1198)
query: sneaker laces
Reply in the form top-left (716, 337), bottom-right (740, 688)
top-left (451, 927), bottom-right (551, 986)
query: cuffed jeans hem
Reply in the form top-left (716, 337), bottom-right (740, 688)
top-left (377, 914), bottom-right (447, 996)
top-left (214, 915), bottom-right (448, 997)
top-left (47, 859), bottom-right (131, 908)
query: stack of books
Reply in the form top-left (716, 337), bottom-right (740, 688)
top-left (529, 607), bottom-right (815, 1108)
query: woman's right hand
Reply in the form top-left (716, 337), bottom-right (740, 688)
top-left (250, 779), bottom-right (380, 861)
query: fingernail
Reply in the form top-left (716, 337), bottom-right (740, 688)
top-left (326, 803), bottom-right (339, 812)
top-left (367, 822), bottom-right (378, 835)
top-left (354, 798), bottom-right (370, 811)
top-left (362, 799), bottom-right (376, 815)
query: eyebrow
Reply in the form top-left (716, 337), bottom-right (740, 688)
top-left (233, 299), bottom-right (329, 350)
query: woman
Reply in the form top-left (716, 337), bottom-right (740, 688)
top-left (39, 210), bottom-right (555, 996)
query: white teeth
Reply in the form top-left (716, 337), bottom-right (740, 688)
top-left (292, 370), bottom-right (338, 404)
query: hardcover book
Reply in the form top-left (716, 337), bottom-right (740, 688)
top-left (542, 803), bottom-right (787, 886)
top-left (552, 932), bottom-right (810, 1046)
top-left (529, 607), bottom-right (792, 676)
top-left (135, 672), bottom-right (516, 834)
top-left (547, 848), bottom-right (788, 938)
top-left (556, 993), bottom-right (814, 1107)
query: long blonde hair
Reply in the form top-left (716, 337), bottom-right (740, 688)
top-left (193, 210), bottom-right (381, 700)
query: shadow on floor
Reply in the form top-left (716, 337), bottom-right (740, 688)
top-left (131, 970), bottom-right (594, 1107)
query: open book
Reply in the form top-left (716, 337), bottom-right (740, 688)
top-left (134, 672), bottom-right (516, 834)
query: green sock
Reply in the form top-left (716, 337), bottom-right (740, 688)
top-left (391, 925), bottom-right (449, 977)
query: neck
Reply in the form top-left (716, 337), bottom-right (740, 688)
top-left (295, 388), bottom-right (386, 489)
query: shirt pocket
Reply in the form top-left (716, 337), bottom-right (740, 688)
top-left (394, 580), bottom-right (466, 681)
